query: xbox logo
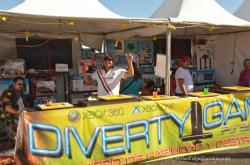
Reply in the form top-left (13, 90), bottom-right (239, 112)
top-left (132, 106), bottom-right (140, 115)
top-left (68, 110), bottom-right (81, 123)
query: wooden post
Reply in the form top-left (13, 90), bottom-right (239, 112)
top-left (165, 26), bottom-right (172, 96)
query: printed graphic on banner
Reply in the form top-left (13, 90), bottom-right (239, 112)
top-left (16, 93), bottom-right (250, 164)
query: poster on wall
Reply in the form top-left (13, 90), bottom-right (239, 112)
top-left (124, 40), bottom-right (138, 53)
top-left (78, 59), bottom-right (97, 74)
top-left (95, 53), bottom-right (107, 68)
top-left (106, 40), bottom-right (124, 53)
top-left (81, 48), bottom-right (95, 59)
top-left (113, 53), bottom-right (138, 69)
top-left (113, 54), bottom-right (128, 69)
top-left (139, 64), bottom-right (154, 74)
top-left (0, 59), bottom-right (25, 78)
top-left (138, 53), bottom-right (153, 65)
top-left (138, 41), bottom-right (153, 54)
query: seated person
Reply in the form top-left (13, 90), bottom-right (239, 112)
top-left (141, 79), bottom-right (155, 96)
top-left (239, 58), bottom-right (250, 87)
top-left (120, 62), bottom-right (143, 96)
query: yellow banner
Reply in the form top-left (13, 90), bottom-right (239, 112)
top-left (16, 93), bottom-right (250, 164)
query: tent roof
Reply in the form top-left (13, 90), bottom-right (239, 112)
top-left (1, 0), bottom-right (250, 46)
top-left (0, 9), bottom-right (168, 49)
top-left (234, 0), bottom-right (250, 21)
top-left (0, 10), bottom-right (167, 36)
top-left (8, 0), bottom-right (122, 19)
top-left (0, 0), bottom-right (168, 40)
top-left (151, 0), bottom-right (250, 26)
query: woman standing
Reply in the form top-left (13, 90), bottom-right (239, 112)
top-left (120, 62), bottom-right (143, 96)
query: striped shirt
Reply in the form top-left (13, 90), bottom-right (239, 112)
top-left (91, 67), bottom-right (126, 96)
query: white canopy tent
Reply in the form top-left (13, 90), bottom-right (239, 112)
top-left (0, 0), bottom-right (168, 74)
top-left (0, 0), bottom-right (168, 48)
top-left (8, 0), bottom-right (123, 19)
top-left (150, 0), bottom-right (250, 90)
top-left (214, 0), bottom-right (250, 86)
top-left (1, 0), bottom-right (250, 95)
top-left (234, 0), bottom-right (250, 22)
top-left (151, 0), bottom-right (249, 26)
top-left (220, 0), bottom-right (250, 86)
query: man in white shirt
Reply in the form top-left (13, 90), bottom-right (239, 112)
top-left (175, 56), bottom-right (194, 96)
top-left (82, 53), bottom-right (134, 96)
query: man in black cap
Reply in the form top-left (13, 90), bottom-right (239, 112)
top-left (82, 53), bottom-right (134, 96)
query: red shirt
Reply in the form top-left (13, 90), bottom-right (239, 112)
top-left (239, 70), bottom-right (250, 87)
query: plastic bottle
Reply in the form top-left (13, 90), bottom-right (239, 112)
top-left (152, 88), bottom-right (158, 98)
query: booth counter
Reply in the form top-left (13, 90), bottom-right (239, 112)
top-left (15, 87), bottom-right (250, 165)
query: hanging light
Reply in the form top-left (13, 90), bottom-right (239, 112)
top-left (168, 24), bottom-right (176, 31)
top-left (74, 35), bottom-right (79, 41)
top-left (24, 31), bottom-right (30, 42)
top-left (1, 16), bottom-right (8, 22)
top-left (67, 20), bottom-right (75, 26)
top-left (152, 36), bottom-right (157, 41)
top-left (208, 26), bottom-right (216, 32)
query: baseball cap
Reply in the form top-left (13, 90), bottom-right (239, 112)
top-left (181, 56), bottom-right (191, 62)
top-left (103, 55), bottom-right (113, 61)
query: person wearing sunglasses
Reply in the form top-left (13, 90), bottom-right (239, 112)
top-left (0, 77), bottom-right (25, 140)
top-left (81, 53), bottom-right (134, 96)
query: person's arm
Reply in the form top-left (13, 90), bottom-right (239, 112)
top-left (124, 53), bottom-right (134, 77)
top-left (177, 78), bottom-right (188, 96)
top-left (81, 65), bottom-right (96, 85)
top-left (6, 106), bottom-right (19, 116)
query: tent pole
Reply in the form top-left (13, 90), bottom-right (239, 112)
top-left (165, 26), bottom-right (171, 96)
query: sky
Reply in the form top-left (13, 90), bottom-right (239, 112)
top-left (0, 0), bottom-right (245, 18)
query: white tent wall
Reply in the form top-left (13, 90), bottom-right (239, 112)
top-left (212, 32), bottom-right (250, 86)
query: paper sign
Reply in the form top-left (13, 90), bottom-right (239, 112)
top-left (55, 63), bottom-right (68, 72)
top-left (155, 54), bottom-right (166, 78)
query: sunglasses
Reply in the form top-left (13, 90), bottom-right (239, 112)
top-left (17, 83), bottom-right (24, 86)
